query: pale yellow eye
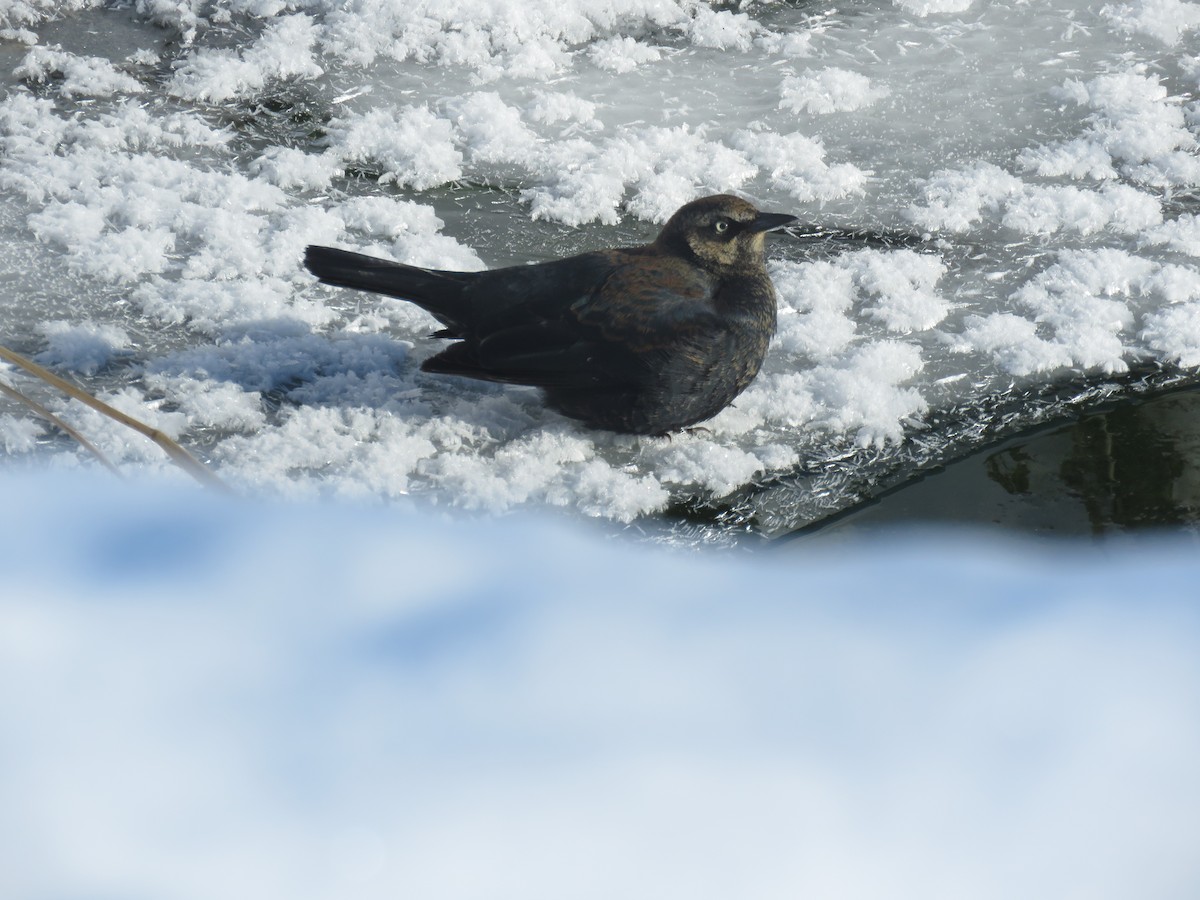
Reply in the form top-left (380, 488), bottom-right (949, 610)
top-left (713, 220), bottom-right (729, 234)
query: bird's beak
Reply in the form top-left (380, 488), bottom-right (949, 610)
top-left (747, 212), bottom-right (798, 233)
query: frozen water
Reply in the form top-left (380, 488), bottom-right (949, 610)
top-left (0, 0), bottom-right (1199, 536)
top-left (2, 472), bottom-right (1200, 899)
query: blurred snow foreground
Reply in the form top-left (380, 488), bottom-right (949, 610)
top-left (0, 0), bottom-right (1199, 535)
top-left (1, 471), bottom-right (1199, 900)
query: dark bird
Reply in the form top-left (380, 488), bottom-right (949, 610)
top-left (304, 194), bottom-right (796, 435)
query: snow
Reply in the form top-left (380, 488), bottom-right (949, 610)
top-left (1147, 213), bottom-right (1200, 255)
top-left (1142, 302), bottom-right (1200, 364)
top-left (525, 89), bottom-right (598, 127)
top-left (952, 245), bottom-right (1197, 378)
top-left (729, 129), bottom-right (869, 204)
top-left (736, 341), bottom-right (929, 448)
top-left (4, 472), bottom-right (1200, 900)
top-left (588, 36), bottom-right (663, 74)
top-left (1050, 71), bottom-right (1200, 188)
top-left (15, 44), bottom-right (143, 97)
top-left (0, 413), bottom-right (42, 451)
top-left (166, 14), bottom-right (324, 104)
top-left (35, 319), bottom-right (130, 375)
top-left (957, 314), bottom-right (1073, 377)
top-left (895, 0), bottom-right (975, 14)
top-left (772, 259), bottom-right (859, 360)
top-left (0, 0), bottom-right (1198, 534)
top-left (778, 68), bottom-right (888, 116)
top-left (317, 0), bottom-right (698, 75)
top-left (325, 105), bottom-right (465, 191)
top-left (686, 5), bottom-right (760, 50)
top-left (0, 0), bottom-right (97, 28)
top-left (1101, 0), bottom-right (1200, 44)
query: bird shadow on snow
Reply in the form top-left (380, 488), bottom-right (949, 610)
top-left (143, 316), bottom-right (557, 437)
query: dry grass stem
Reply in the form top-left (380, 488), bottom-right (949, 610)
top-left (0, 344), bottom-right (231, 494)
top-left (0, 377), bottom-right (124, 476)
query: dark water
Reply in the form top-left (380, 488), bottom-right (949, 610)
top-left (785, 388), bottom-right (1200, 542)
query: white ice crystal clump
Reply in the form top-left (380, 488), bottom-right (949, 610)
top-left (1016, 138), bottom-right (1121, 182)
top-left (0, 415), bottom-right (42, 453)
top-left (523, 121), bottom-right (865, 227)
top-left (686, 6), bottom-right (761, 50)
top-left (250, 147), bottom-right (344, 191)
top-left (0, 0), bottom-right (100, 28)
top-left (526, 90), bottom-right (598, 128)
top-left (618, 126), bottom-right (758, 223)
top-left (1000, 183), bottom-right (1162, 236)
top-left (1028, 71), bottom-right (1200, 189)
top-left (337, 197), bottom-right (483, 271)
top-left (894, 0), bottom-right (974, 13)
top-left (731, 129), bottom-right (868, 203)
top-left (855, 250), bottom-right (950, 333)
top-left (770, 249), bottom-right (948, 361)
top-left (167, 14), bottom-right (323, 103)
top-left (447, 92), bottom-right (539, 167)
top-left (588, 36), bottom-right (662, 73)
top-left (48, 387), bottom-right (188, 468)
top-left (719, 248), bottom-right (948, 446)
top-left (741, 342), bottom-right (928, 447)
top-left (142, 374), bottom-right (268, 433)
top-left (961, 246), bottom-right (1200, 377)
top-left (132, 279), bottom-right (328, 335)
top-left (35, 320), bottom-right (131, 376)
top-left (914, 71), bottom-right (1193, 238)
top-left (1141, 303), bottom-right (1200, 367)
top-left (912, 164), bottom-right (1162, 236)
top-left (1101, 0), bottom-right (1200, 44)
top-left (771, 259), bottom-right (859, 361)
top-left (15, 45), bottom-right (143, 97)
top-left (648, 438), bottom-right (798, 496)
top-left (325, 105), bottom-right (463, 190)
top-left (0, 90), bottom-right (475, 340)
top-left (1146, 214), bottom-right (1200, 256)
top-left (1010, 249), bottom-right (1148, 375)
top-left (910, 164), bottom-right (1025, 232)
top-left (319, 0), bottom-right (690, 76)
top-left (523, 125), bottom-right (758, 226)
top-left (779, 68), bottom-right (888, 115)
top-left (957, 314), bottom-right (1073, 378)
top-left (961, 250), bottom-right (1155, 376)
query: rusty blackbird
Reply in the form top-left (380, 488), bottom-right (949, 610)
top-left (304, 194), bottom-right (796, 435)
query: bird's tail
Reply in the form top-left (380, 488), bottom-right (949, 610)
top-left (304, 245), bottom-right (472, 328)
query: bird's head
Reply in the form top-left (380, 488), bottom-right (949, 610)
top-left (655, 194), bottom-right (796, 274)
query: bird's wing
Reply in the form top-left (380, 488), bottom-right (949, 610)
top-left (424, 321), bottom-right (643, 388)
top-left (570, 255), bottom-right (721, 351)
top-left (423, 253), bottom-right (719, 389)
top-left (464, 253), bottom-right (621, 331)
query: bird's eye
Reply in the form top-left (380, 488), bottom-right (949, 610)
top-left (713, 220), bottom-right (730, 234)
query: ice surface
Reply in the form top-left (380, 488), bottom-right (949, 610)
top-left (0, 0), bottom-right (1198, 537)
top-left (2, 472), bottom-right (1200, 899)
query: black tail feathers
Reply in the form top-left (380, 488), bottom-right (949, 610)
top-left (304, 245), bottom-right (472, 328)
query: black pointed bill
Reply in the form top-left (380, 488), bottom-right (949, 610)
top-left (746, 212), bottom-right (798, 233)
